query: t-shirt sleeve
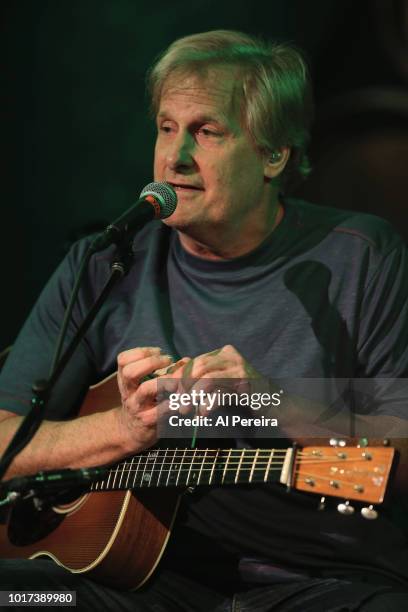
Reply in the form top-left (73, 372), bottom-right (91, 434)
top-left (0, 240), bottom-right (98, 419)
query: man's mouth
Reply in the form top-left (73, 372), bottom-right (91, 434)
top-left (168, 182), bottom-right (204, 191)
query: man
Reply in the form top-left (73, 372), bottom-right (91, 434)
top-left (0, 30), bottom-right (407, 611)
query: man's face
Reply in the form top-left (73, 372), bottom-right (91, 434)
top-left (153, 67), bottom-right (273, 242)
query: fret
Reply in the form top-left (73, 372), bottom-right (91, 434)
top-left (233, 449), bottom-right (251, 484)
top-left (124, 456), bottom-right (135, 489)
top-left (249, 449), bottom-right (259, 483)
top-left (149, 450), bottom-right (162, 487)
top-left (195, 448), bottom-right (206, 486)
top-left (223, 449), bottom-right (237, 485)
top-left (221, 449), bottom-right (232, 484)
top-left (142, 450), bottom-right (155, 487)
top-left (235, 449), bottom-right (245, 484)
top-left (98, 472), bottom-right (107, 490)
top-left (197, 449), bottom-right (208, 485)
top-left (165, 448), bottom-right (178, 487)
top-left (156, 449), bottom-right (167, 487)
top-left (139, 451), bottom-right (155, 487)
top-left (104, 474), bottom-right (111, 490)
top-left (186, 448), bottom-right (198, 487)
top-left (111, 464), bottom-right (122, 490)
top-left (139, 454), bottom-right (149, 487)
top-left (208, 449), bottom-right (219, 485)
top-left (117, 462), bottom-right (126, 489)
top-left (264, 449), bottom-right (274, 483)
top-left (175, 448), bottom-right (187, 486)
top-left (148, 450), bottom-right (161, 487)
top-left (105, 467), bottom-right (115, 490)
top-left (210, 449), bottom-right (228, 485)
top-left (132, 453), bottom-right (143, 489)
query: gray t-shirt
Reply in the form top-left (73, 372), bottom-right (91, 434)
top-left (1, 198), bottom-right (407, 584)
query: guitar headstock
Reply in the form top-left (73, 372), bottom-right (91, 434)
top-left (294, 445), bottom-right (394, 504)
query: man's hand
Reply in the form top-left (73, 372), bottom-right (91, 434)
top-left (177, 344), bottom-right (264, 416)
top-left (183, 344), bottom-right (261, 379)
top-left (116, 347), bottom-right (189, 453)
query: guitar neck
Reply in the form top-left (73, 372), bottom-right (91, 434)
top-left (89, 444), bottom-right (394, 505)
top-left (91, 448), bottom-right (291, 492)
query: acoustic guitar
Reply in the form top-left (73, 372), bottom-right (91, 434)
top-left (0, 374), bottom-right (396, 590)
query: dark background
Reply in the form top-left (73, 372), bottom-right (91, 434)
top-left (1, 0), bottom-right (408, 350)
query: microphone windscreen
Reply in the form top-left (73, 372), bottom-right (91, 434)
top-left (139, 182), bottom-right (177, 218)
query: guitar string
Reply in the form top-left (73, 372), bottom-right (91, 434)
top-left (98, 465), bottom-right (381, 477)
top-left (115, 453), bottom-right (307, 461)
top-left (107, 451), bottom-right (384, 471)
top-left (90, 467), bottom-right (380, 493)
top-left (93, 462), bottom-right (382, 488)
top-left (105, 448), bottom-right (378, 455)
top-left (113, 458), bottom-right (379, 467)
top-left (103, 461), bottom-right (381, 472)
top-left (112, 457), bottom-right (381, 467)
top-left (93, 449), bottom-right (387, 489)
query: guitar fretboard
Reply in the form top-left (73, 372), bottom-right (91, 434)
top-left (90, 448), bottom-right (291, 491)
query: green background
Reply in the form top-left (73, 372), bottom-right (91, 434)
top-left (1, 0), bottom-right (407, 349)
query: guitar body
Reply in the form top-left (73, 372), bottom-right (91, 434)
top-left (0, 488), bottom-right (180, 589)
top-left (0, 373), bottom-right (401, 589)
top-left (0, 374), bottom-right (181, 590)
top-left (1, 488), bottom-right (181, 590)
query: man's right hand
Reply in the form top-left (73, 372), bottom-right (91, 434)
top-left (116, 347), bottom-right (189, 453)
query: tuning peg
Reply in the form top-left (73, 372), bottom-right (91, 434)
top-left (337, 500), bottom-right (355, 515)
top-left (357, 437), bottom-right (369, 448)
top-left (318, 496), bottom-right (326, 511)
top-left (361, 505), bottom-right (378, 520)
top-left (329, 438), bottom-right (346, 447)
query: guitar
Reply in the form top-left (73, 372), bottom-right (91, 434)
top-left (0, 374), bottom-right (396, 590)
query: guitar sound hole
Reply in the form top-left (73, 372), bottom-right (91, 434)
top-left (8, 487), bottom-right (86, 546)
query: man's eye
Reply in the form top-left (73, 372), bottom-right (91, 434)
top-left (197, 128), bottom-right (221, 138)
top-left (159, 126), bottom-right (173, 133)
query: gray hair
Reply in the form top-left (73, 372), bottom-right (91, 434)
top-left (147, 30), bottom-right (314, 190)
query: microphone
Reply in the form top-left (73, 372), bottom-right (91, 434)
top-left (90, 181), bottom-right (177, 252)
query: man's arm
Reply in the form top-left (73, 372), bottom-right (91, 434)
top-left (0, 348), bottom-right (173, 481)
top-left (0, 408), bottom-right (133, 481)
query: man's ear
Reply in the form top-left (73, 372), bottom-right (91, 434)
top-left (263, 147), bottom-right (291, 179)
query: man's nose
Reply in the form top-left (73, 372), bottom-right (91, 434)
top-left (166, 132), bottom-right (195, 170)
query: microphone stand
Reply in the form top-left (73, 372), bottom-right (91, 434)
top-left (0, 240), bottom-right (134, 500)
